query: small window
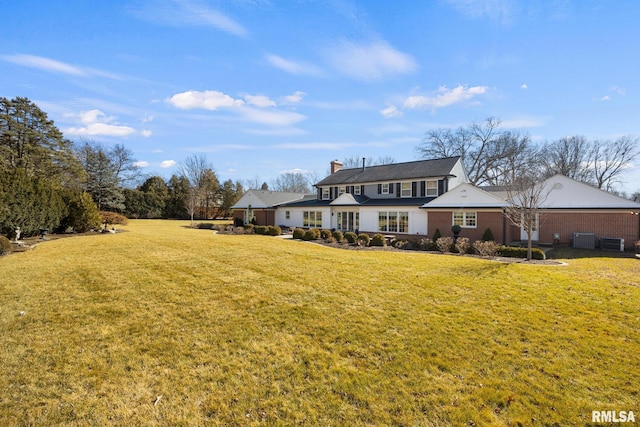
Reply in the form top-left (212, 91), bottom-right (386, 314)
top-left (354, 186), bottom-right (361, 195)
top-left (401, 182), bottom-right (412, 197)
top-left (381, 183), bottom-right (390, 194)
top-left (426, 180), bottom-right (438, 196)
top-left (285, 211), bottom-right (290, 220)
top-left (322, 188), bottom-right (330, 200)
top-left (453, 211), bottom-right (477, 228)
top-left (338, 186), bottom-right (346, 196)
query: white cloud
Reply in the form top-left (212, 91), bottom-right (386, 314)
top-left (243, 94), bottom-right (276, 107)
top-left (610, 85), bottom-right (626, 95)
top-left (520, 83), bottom-right (528, 89)
top-left (134, 161), bottom-right (150, 168)
top-left (599, 95), bottom-right (611, 101)
top-left (160, 160), bottom-right (177, 168)
top-left (64, 109), bottom-right (137, 137)
top-left (402, 85), bottom-right (488, 110)
top-left (130, 0), bottom-right (248, 38)
top-left (141, 130), bottom-right (153, 137)
top-left (266, 54), bottom-right (323, 76)
top-left (2, 54), bottom-right (122, 79)
top-left (239, 107), bottom-right (306, 127)
top-left (380, 105), bottom-right (403, 118)
top-left (324, 40), bottom-right (417, 81)
top-left (281, 91), bottom-right (306, 104)
top-left (279, 168), bottom-right (310, 175)
top-left (167, 90), bottom-right (244, 110)
top-left (2, 54), bottom-right (85, 76)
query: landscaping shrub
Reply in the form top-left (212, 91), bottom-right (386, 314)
top-left (320, 229), bottom-right (332, 239)
top-left (432, 228), bottom-right (442, 242)
top-left (254, 225), bottom-right (268, 235)
top-left (303, 229), bottom-right (320, 241)
top-left (244, 224), bottom-right (254, 233)
top-left (99, 211), bottom-right (128, 229)
top-left (417, 237), bottom-right (434, 251)
top-left (293, 228), bottom-right (305, 239)
top-left (344, 231), bottom-right (357, 244)
top-left (269, 225), bottom-right (282, 236)
top-left (498, 246), bottom-right (545, 260)
top-left (326, 236), bottom-right (337, 244)
top-left (455, 237), bottom-right (470, 254)
top-left (370, 233), bottom-right (386, 247)
top-left (436, 236), bottom-right (454, 253)
top-left (393, 240), bottom-right (412, 250)
top-left (473, 240), bottom-right (499, 256)
top-left (332, 230), bottom-right (343, 243)
top-left (357, 233), bottom-right (370, 246)
top-left (482, 227), bottom-right (494, 242)
top-left (0, 236), bottom-right (11, 256)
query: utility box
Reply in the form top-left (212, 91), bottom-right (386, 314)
top-left (573, 232), bottom-right (595, 249)
top-left (599, 237), bottom-right (624, 251)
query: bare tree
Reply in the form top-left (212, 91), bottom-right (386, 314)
top-left (539, 136), bottom-right (593, 182)
top-left (341, 155), bottom-right (396, 169)
top-left (179, 154), bottom-right (214, 226)
top-left (503, 173), bottom-right (551, 261)
top-left (592, 136), bottom-right (640, 191)
top-left (417, 117), bottom-right (535, 185)
top-left (271, 172), bottom-right (311, 193)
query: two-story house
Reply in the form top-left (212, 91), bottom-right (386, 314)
top-left (274, 157), bottom-right (467, 235)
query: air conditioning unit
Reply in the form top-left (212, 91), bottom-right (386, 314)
top-left (573, 232), bottom-right (595, 249)
top-left (599, 237), bottom-right (624, 252)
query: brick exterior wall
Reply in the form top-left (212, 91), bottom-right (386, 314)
top-left (427, 209), bottom-right (640, 250)
top-left (232, 209), bottom-right (276, 226)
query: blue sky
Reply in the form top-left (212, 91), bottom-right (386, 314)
top-left (2, 0), bottom-right (639, 193)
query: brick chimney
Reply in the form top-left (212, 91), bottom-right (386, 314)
top-left (330, 160), bottom-right (343, 174)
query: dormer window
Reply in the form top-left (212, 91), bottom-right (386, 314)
top-left (401, 182), bottom-right (412, 197)
top-left (381, 183), bottom-right (390, 194)
top-left (322, 188), bottom-right (330, 200)
top-left (354, 186), bottom-right (361, 195)
top-left (426, 180), bottom-right (438, 196)
top-left (338, 186), bottom-right (346, 196)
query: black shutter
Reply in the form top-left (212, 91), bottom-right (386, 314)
top-left (334, 187), bottom-right (338, 198)
top-left (412, 182), bottom-right (417, 197)
top-left (378, 184), bottom-right (382, 194)
top-left (438, 179), bottom-right (445, 195)
top-left (396, 183), bottom-right (401, 197)
top-left (361, 185), bottom-right (365, 195)
top-left (350, 185), bottom-right (355, 194)
top-left (420, 181), bottom-right (426, 197)
top-left (389, 183), bottom-right (394, 194)
top-left (329, 187), bottom-right (334, 199)
top-left (346, 186), bottom-right (350, 193)
top-left (317, 187), bottom-right (322, 200)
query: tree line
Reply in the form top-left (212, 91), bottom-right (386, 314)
top-left (417, 117), bottom-right (640, 196)
top-left (0, 97), bottom-right (244, 238)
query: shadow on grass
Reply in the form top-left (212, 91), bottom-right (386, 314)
top-left (546, 246), bottom-right (637, 259)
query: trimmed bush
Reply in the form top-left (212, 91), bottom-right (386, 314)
top-left (498, 246), bottom-right (545, 260)
top-left (303, 229), bottom-right (320, 241)
top-left (451, 224), bottom-right (462, 235)
top-left (254, 225), bottom-right (268, 235)
top-left (344, 232), bottom-right (357, 244)
top-left (244, 223), bottom-right (254, 233)
top-left (0, 236), bottom-right (11, 256)
top-left (473, 240), bottom-right (499, 256)
top-left (99, 211), bottom-right (128, 229)
top-left (326, 236), bottom-right (337, 244)
top-left (370, 233), bottom-right (386, 247)
top-left (269, 225), bottom-right (282, 236)
top-left (436, 236), bottom-right (454, 253)
top-left (393, 240), bottom-right (412, 250)
top-left (357, 233), bottom-right (370, 246)
top-left (293, 228), bottom-right (305, 239)
top-left (417, 238), bottom-right (434, 251)
top-left (332, 230), bottom-right (343, 243)
top-left (482, 227), bottom-right (494, 242)
top-left (455, 237), bottom-right (470, 254)
top-left (432, 228), bottom-right (442, 242)
top-left (196, 223), bottom-right (215, 229)
top-left (320, 229), bottom-right (332, 239)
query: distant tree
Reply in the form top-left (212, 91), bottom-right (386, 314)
top-left (108, 143), bottom-right (142, 187)
top-left (591, 136), bottom-right (640, 191)
top-left (539, 136), bottom-right (593, 182)
top-left (75, 141), bottom-right (125, 211)
top-left (178, 154), bottom-right (215, 225)
top-left (260, 182), bottom-right (269, 190)
top-left (200, 168), bottom-right (220, 218)
top-left (271, 172), bottom-right (311, 193)
top-left (341, 155), bottom-right (395, 169)
top-left (218, 179), bottom-right (243, 217)
top-left (138, 176), bottom-right (169, 218)
top-left (165, 174), bottom-right (190, 219)
top-left (0, 97), bottom-right (83, 184)
top-left (417, 117), bottom-right (535, 185)
top-left (58, 190), bottom-right (101, 232)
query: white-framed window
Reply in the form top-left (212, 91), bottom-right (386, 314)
top-left (453, 211), bottom-right (477, 228)
top-left (303, 211), bottom-right (323, 227)
top-left (354, 186), bottom-right (361, 195)
top-left (338, 186), bottom-right (346, 196)
top-left (401, 182), bottom-right (412, 197)
top-left (426, 180), bottom-right (438, 196)
top-left (381, 183), bottom-right (390, 194)
top-left (322, 188), bottom-right (330, 200)
top-left (285, 211), bottom-right (290, 220)
top-left (378, 211), bottom-right (409, 233)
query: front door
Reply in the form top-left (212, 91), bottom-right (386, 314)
top-left (337, 211), bottom-right (359, 231)
top-left (520, 213), bottom-right (539, 241)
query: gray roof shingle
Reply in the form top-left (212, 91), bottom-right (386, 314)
top-left (315, 156), bottom-right (461, 186)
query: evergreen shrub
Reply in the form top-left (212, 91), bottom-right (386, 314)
top-left (0, 236), bottom-right (11, 256)
top-left (370, 233), bottom-right (386, 247)
top-left (293, 228), bottom-right (305, 239)
top-left (357, 233), bottom-right (370, 246)
top-left (344, 232), bottom-right (357, 244)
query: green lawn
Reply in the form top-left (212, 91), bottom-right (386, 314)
top-left (1, 220), bottom-right (638, 426)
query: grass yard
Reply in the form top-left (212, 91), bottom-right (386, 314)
top-left (0, 220), bottom-right (638, 426)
